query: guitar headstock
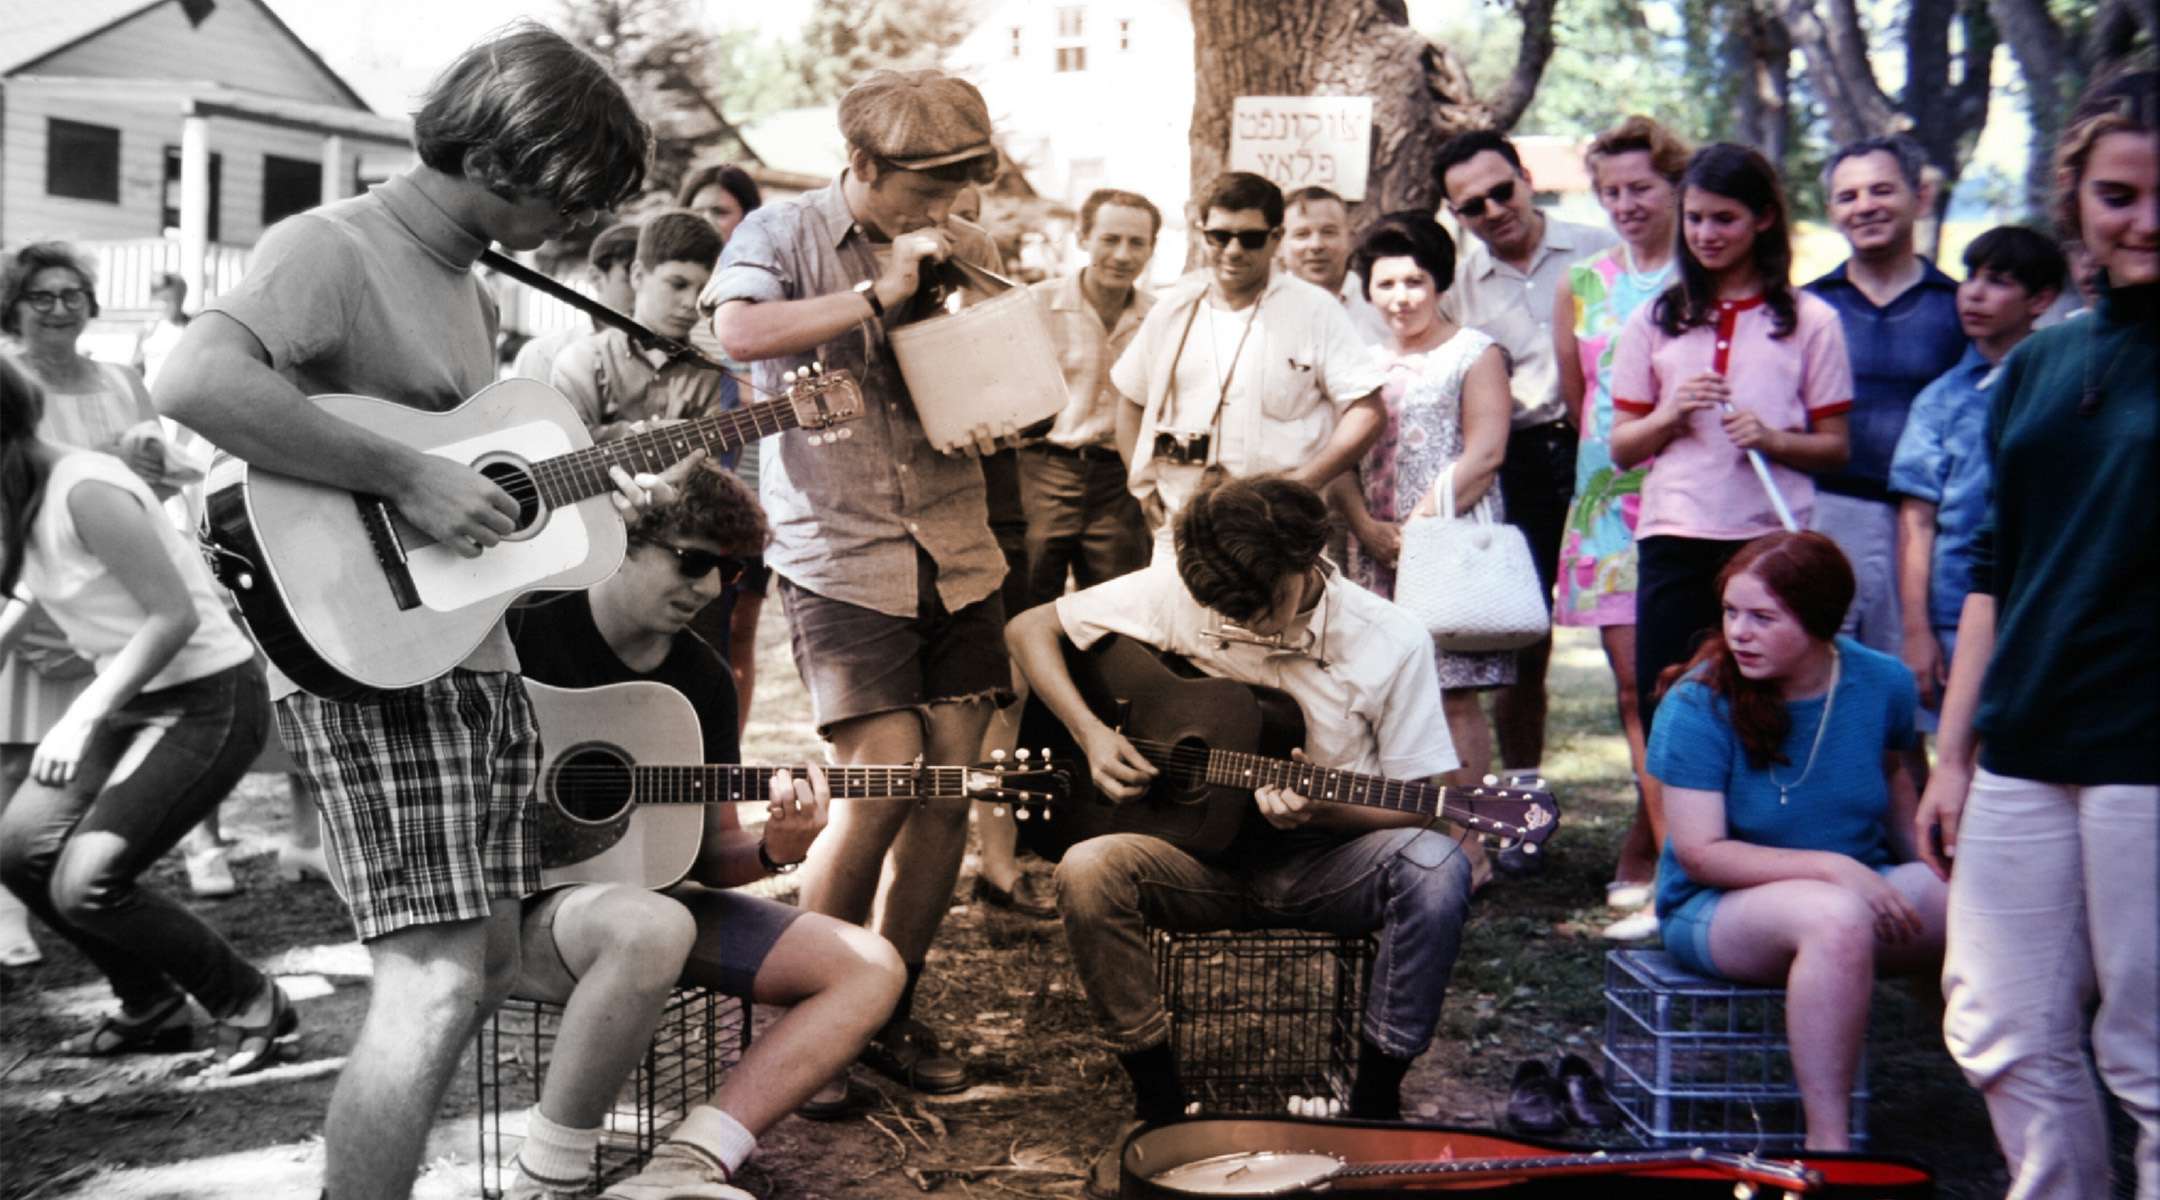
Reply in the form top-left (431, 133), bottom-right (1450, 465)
top-left (966, 748), bottom-right (1072, 811)
top-left (1448, 775), bottom-right (1560, 849)
top-left (781, 362), bottom-right (865, 439)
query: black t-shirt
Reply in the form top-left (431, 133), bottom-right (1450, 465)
top-left (509, 592), bottom-right (741, 764)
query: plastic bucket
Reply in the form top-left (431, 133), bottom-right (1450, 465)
top-left (889, 282), bottom-right (1070, 453)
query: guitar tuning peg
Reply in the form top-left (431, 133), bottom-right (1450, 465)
top-left (810, 361), bottom-right (824, 374)
top-left (782, 369), bottom-right (798, 385)
top-left (991, 749), bottom-right (1007, 761)
top-left (837, 427), bottom-right (853, 439)
top-left (991, 805), bottom-right (1007, 818)
top-left (1016, 748), bottom-right (1031, 761)
top-left (1481, 774), bottom-right (1499, 787)
top-left (1014, 806), bottom-right (1031, 820)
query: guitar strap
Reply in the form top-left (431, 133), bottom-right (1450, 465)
top-left (480, 248), bottom-right (731, 377)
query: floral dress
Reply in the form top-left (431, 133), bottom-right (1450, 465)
top-left (1554, 246), bottom-right (1673, 627)
top-left (1346, 328), bottom-right (1515, 689)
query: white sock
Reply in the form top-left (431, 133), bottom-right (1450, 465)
top-left (713, 1111), bottom-right (757, 1176)
top-left (515, 1105), bottom-right (599, 1187)
top-left (668, 1107), bottom-right (758, 1177)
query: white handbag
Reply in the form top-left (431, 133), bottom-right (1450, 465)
top-left (1393, 464), bottom-right (1551, 652)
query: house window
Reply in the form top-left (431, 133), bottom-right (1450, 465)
top-left (1119, 18), bottom-right (1132, 50)
top-left (160, 145), bottom-right (224, 242)
top-left (47, 119), bottom-right (121, 203)
top-left (1056, 45), bottom-right (1088, 72)
top-left (262, 155), bottom-right (323, 227)
top-left (1056, 7), bottom-right (1084, 38)
top-left (1009, 27), bottom-right (1022, 57)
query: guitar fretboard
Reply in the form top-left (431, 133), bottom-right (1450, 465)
top-left (528, 402), bottom-right (811, 508)
top-left (621, 765), bottom-right (973, 805)
top-left (1202, 751), bottom-right (1447, 818)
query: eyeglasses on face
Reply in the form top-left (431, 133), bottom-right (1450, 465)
top-left (1201, 227), bottom-right (1279, 251)
top-left (645, 538), bottom-right (748, 585)
top-left (19, 288), bottom-right (91, 314)
top-left (1452, 178), bottom-right (1518, 220)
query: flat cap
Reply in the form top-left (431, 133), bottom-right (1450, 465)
top-left (838, 69), bottom-right (996, 171)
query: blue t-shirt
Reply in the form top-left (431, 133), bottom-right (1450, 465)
top-left (1805, 262), bottom-right (1966, 501)
top-left (1886, 345), bottom-right (1998, 632)
top-left (1648, 638), bottom-right (1918, 917)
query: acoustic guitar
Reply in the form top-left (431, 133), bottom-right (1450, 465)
top-left (1017, 635), bottom-right (1558, 860)
top-left (202, 368), bottom-right (861, 701)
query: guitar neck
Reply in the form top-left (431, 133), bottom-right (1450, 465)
top-left (1200, 749), bottom-right (1456, 822)
top-left (529, 404), bottom-right (802, 509)
top-left (625, 765), bottom-right (974, 805)
top-left (1335, 1148), bottom-right (1817, 1187)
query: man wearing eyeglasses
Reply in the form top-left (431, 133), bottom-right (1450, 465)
top-left (502, 466), bottom-right (905, 1200)
top-left (1432, 131), bottom-right (1615, 838)
top-left (1112, 172), bottom-right (1387, 540)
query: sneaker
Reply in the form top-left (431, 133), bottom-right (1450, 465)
top-left (1605, 880), bottom-right (1653, 911)
top-left (600, 1142), bottom-right (748, 1200)
top-left (186, 846), bottom-right (238, 898)
top-left (1085, 1119), bottom-right (1148, 1200)
top-left (859, 1017), bottom-right (968, 1094)
top-left (504, 1163), bottom-right (590, 1200)
top-left (1601, 905), bottom-right (1659, 942)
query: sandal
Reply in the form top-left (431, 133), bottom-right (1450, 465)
top-left (59, 990), bottom-right (193, 1056)
top-left (223, 980), bottom-right (297, 1076)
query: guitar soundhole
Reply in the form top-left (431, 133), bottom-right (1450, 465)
top-left (552, 745), bottom-right (633, 823)
top-left (477, 459), bottom-right (543, 534)
top-left (1163, 736), bottom-right (1213, 802)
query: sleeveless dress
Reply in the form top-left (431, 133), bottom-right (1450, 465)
top-left (1, 358), bottom-right (158, 744)
top-left (1346, 328), bottom-right (1516, 689)
top-left (1554, 246), bottom-right (1672, 627)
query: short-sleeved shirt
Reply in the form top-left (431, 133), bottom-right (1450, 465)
top-left (1031, 270), bottom-right (1155, 450)
top-left (1805, 261), bottom-right (1966, 501)
top-left (1440, 216), bottom-right (1618, 429)
top-left (1113, 271), bottom-right (1385, 520)
top-left (550, 328), bottom-right (742, 471)
top-left (712, 174), bottom-right (1005, 619)
top-left (1610, 293), bottom-right (1853, 540)
top-left (1885, 345), bottom-right (1996, 632)
top-left (1338, 272), bottom-right (1393, 345)
top-left (509, 591), bottom-right (741, 766)
top-left (1647, 638), bottom-right (1917, 917)
top-left (206, 170), bottom-right (514, 688)
top-left (19, 452), bottom-right (255, 690)
top-left (1055, 559), bottom-right (1457, 782)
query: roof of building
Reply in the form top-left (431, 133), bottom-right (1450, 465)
top-left (0, 0), bottom-right (373, 112)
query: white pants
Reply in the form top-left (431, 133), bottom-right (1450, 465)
top-left (1943, 769), bottom-right (2159, 1200)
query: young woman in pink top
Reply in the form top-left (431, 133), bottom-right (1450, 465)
top-left (1609, 143), bottom-right (1852, 730)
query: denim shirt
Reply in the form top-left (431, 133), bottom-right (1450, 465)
top-left (1805, 259), bottom-right (1967, 501)
top-left (1887, 345), bottom-right (1996, 631)
top-left (713, 175), bottom-right (1006, 618)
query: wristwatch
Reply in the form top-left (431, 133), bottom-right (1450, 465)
top-left (757, 838), bottom-right (800, 875)
top-left (852, 278), bottom-right (884, 319)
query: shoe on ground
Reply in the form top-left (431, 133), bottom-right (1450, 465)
top-left (1556, 1052), bottom-right (1625, 1129)
top-left (277, 840), bottom-right (330, 884)
top-left (1085, 1119), bottom-right (1149, 1200)
top-left (858, 1017), bottom-right (968, 1094)
top-left (1505, 1059), bottom-right (1569, 1135)
top-left (1604, 880), bottom-right (1653, 911)
top-left (504, 1163), bottom-right (591, 1200)
top-left (972, 870), bottom-right (1058, 919)
top-left (600, 1141), bottom-right (749, 1200)
top-left (795, 1074), bottom-right (873, 1121)
top-left (1601, 905), bottom-right (1659, 942)
top-left (186, 846), bottom-right (238, 897)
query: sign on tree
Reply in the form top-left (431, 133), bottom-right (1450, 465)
top-left (1228, 97), bottom-right (1374, 201)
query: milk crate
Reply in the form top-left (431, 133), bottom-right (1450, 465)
top-left (1602, 948), bottom-right (1867, 1152)
top-left (1154, 929), bottom-right (1374, 1112)
top-left (476, 988), bottom-right (750, 1198)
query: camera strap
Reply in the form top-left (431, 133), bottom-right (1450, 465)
top-left (1162, 287), bottom-right (1261, 461)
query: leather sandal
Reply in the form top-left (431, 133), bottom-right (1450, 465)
top-left (223, 980), bottom-right (297, 1076)
top-left (858, 1018), bottom-right (969, 1094)
top-left (59, 990), bottom-right (193, 1056)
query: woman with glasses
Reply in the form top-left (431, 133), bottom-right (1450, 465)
top-left (1329, 212), bottom-right (1510, 888)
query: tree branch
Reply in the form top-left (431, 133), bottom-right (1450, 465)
top-left (1776, 0), bottom-right (1898, 142)
top-left (1484, 0), bottom-right (1560, 130)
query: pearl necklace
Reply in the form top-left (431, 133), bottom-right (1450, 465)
top-left (1768, 647), bottom-right (1840, 805)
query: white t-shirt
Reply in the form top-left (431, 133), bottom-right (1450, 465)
top-left (1055, 559), bottom-right (1458, 781)
top-left (19, 452), bottom-right (254, 691)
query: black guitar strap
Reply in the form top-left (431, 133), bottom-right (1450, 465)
top-left (479, 248), bottom-right (729, 376)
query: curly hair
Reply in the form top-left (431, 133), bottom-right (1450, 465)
top-left (1, 241), bottom-right (100, 336)
top-left (1585, 114), bottom-right (1690, 187)
top-left (626, 465), bottom-right (768, 554)
top-left (1172, 468), bottom-right (1329, 622)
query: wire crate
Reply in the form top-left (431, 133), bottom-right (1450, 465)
top-left (476, 988), bottom-right (750, 1198)
top-left (1153, 929), bottom-right (1374, 1113)
top-left (1602, 948), bottom-right (1867, 1152)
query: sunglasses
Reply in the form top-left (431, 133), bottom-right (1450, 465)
top-left (19, 288), bottom-right (91, 314)
top-left (645, 539), bottom-right (748, 585)
top-left (1202, 227), bottom-right (1278, 251)
top-left (1451, 178), bottom-right (1517, 220)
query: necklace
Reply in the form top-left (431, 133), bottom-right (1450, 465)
top-left (1619, 242), bottom-right (1669, 290)
top-left (2079, 317), bottom-right (2132, 418)
top-left (1768, 647), bottom-right (1840, 805)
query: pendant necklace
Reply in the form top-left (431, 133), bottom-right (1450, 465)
top-left (1769, 647), bottom-right (1840, 805)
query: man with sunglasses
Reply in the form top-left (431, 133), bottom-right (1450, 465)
top-left (503, 466), bottom-right (906, 1200)
top-left (1432, 131), bottom-right (1615, 845)
top-left (1112, 172), bottom-right (1387, 542)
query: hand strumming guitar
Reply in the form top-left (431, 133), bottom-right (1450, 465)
top-left (1079, 720), bottom-right (1158, 803)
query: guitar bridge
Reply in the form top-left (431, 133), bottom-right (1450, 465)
top-left (354, 494), bottom-right (423, 612)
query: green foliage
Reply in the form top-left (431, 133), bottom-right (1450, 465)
top-left (787, 0), bottom-right (978, 106)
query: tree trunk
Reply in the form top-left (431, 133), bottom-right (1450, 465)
top-left (1902, 0), bottom-right (1997, 252)
top-left (1987, 0), bottom-right (2072, 224)
top-left (1727, 1), bottom-right (1793, 163)
top-left (1775, 0), bottom-right (1899, 144)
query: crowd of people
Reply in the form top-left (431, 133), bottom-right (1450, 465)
top-left (0, 20), bottom-right (2150, 1200)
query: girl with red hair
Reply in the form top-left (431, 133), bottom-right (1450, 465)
top-left (1648, 530), bottom-right (1947, 1150)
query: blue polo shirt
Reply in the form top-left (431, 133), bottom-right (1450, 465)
top-left (1805, 260), bottom-right (1966, 502)
top-left (1886, 345), bottom-right (1997, 632)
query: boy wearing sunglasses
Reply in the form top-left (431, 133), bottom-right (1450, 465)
top-left (1113, 172), bottom-right (1386, 540)
top-left (503, 466), bottom-right (906, 1200)
top-left (1431, 131), bottom-right (1616, 836)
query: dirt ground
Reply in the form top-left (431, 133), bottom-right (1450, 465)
top-left (0, 627), bottom-right (2105, 1200)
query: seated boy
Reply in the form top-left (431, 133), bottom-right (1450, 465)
top-left (1005, 469), bottom-right (1474, 1196)
top-left (511, 220), bottom-right (642, 384)
top-left (504, 468), bottom-right (904, 1200)
top-left (1889, 227), bottom-right (2065, 734)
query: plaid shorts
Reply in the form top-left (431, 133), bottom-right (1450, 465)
top-left (276, 670), bottom-right (543, 942)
